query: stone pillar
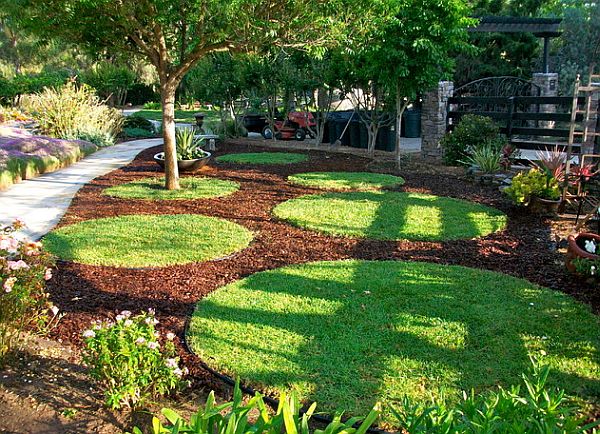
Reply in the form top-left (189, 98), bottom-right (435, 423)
top-left (532, 73), bottom-right (559, 129)
top-left (421, 81), bottom-right (453, 160)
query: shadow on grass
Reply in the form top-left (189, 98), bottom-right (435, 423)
top-left (189, 261), bottom-right (600, 419)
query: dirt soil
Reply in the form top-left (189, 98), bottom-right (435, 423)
top-left (1, 139), bottom-right (598, 433)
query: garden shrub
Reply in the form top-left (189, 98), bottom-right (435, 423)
top-left (82, 310), bottom-right (186, 409)
top-left (24, 81), bottom-right (123, 145)
top-left (123, 127), bottom-right (155, 139)
top-left (0, 220), bottom-right (56, 366)
top-left (143, 101), bottom-right (161, 110)
top-left (123, 115), bottom-right (155, 132)
top-left (392, 361), bottom-right (598, 433)
top-left (81, 62), bottom-right (136, 107)
top-left (441, 115), bottom-right (506, 166)
top-left (504, 168), bottom-right (561, 204)
top-left (129, 381), bottom-right (380, 434)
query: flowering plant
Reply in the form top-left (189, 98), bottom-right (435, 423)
top-left (82, 310), bottom-right (186, 409)
top-left (0, 219), bottom-right (56, 365)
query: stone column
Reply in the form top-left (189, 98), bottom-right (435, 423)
top-left (532, 73), bottom-right (559, 129)
top-left (421, 81), bottom-right (453, 160)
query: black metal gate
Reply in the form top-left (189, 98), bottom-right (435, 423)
top-left (447, 76), bottom-right (584, 153)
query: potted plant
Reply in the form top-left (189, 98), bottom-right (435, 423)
top-left (504, 168), bottom-right (561, 214)
top-left (154, 127), bottom-right (211, 172)
top-left (566, 232), bottom-right (600, 277)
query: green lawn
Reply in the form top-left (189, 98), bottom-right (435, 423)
top-left (273, 191), bottom-right (506, 241)
top-left (44, 214), bottom-right (253, 267)
top-left (135, 109), bottom-right (221, 124)
top-left (288, 172), bottom-right (405, 191)
top-left (216, 152), bottom-right (309, 165)
top-left (103, 177), bottom-right (239, 200)
top-left (188, 260), bottom-right (600, 427)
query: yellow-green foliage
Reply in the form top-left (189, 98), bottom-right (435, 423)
top-left (24, 81), bottom-right (123, 142)
top-left (504, 168), bottom-right (560, 204)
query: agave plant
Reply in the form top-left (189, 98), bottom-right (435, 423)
top-left (175, 128), bottom-right (206, 160)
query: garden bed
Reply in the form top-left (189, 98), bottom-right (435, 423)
top-left (7, 140), bottom-right (599, 429)
top-left (0, 131), bottom-right (100, 191)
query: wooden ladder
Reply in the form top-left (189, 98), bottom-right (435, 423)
top-left (563, 66), bottom-right (600, 202)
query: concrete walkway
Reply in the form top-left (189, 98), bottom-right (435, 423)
top-left (0, 138), bottom-right (161, 240)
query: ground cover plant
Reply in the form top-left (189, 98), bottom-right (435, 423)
top-left (188, 260), bottom-right (600, 428)
top-left (103, 177), bottom-right (240, 201)
top-left (82, 310), bottom-right (185, 409)
top-left (44, 214), bottom-right (253, 267)
top-left (0, 220), bottom-right (56, 365)
top-left (273, 191), bottom-right (507, 241)
top-left (288, 172), bottom-right (405, 191)
top-left (0, 136), bottom-right (98, 191)
top-left (216, 152), bottom-right (309, 165)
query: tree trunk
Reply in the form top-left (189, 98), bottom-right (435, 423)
top-left (395, 88), bottom-right (410, 170)
top-left (160, 80), bottom-right (180, 190)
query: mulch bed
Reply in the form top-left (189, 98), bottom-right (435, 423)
top-left (47, 140), bottom-right (600, 396)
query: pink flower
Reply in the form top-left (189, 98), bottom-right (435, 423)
top-left (147, 341), bottom-right (159, 350)
top-left (0, 235), bottom-right (19, 253)
top-left (3, 277), bottom-right (16, 293)
top-left (82, 329), bottom-right (96, 338)
top-left (166, 332), bottom-right (176, 341)
top-left (165, 358), bottom-right (178, 369)
top-left (44, 268), bottom-right (53, 280)
top-left (7, 260), bottom-right (29, 271)
top-left (135, 337), bottom-right (146, 345)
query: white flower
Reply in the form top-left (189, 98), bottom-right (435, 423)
top-left (124, 319), bottom-right (133, 327)
top-left (82, 330), bottom-right (96, 338)
top-left (145, 317), bottom-right (159, 326)
top-left (147, 341), bottom-right (159, 350)
top-left (584, 239), bottom-right (597, 254)
top-left (147, 308), bottom-right (156, 315)
top-left (50, 305), bottom-right (59, 316)
top-left (591, 266), bottom-right (596, 276)
top-left (44, 268), bottom-right (53, 281)
top-left (3, 277), bottom-right (16, 293)
top-left (166, 332), bottom-right (176, 341)
top-left (173, 368), bottom-right (183, 377)
top-left (120, 310), bottom-right (132, 318)
top-left (7, 260), bottom-right (29, 271)
top-left (165, 358), bottom-right (178, 369)
top-left (135, 337), bottom-right (146, 345)
top-left (115, 314), bottom-right (124, 321)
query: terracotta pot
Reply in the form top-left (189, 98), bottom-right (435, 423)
top-left (527, 195), bottom-right (561, 215)
top-left (566, 232), bottom-right (600, 273)
top-left (153, 152), bottom-right (211, 172)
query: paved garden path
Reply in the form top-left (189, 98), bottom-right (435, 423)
top-left (0, 138), bottom-right (162, 240)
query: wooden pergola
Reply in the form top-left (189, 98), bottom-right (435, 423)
top-left (469, 16), bottom-right (563, 73)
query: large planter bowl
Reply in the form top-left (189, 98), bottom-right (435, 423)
top-left (527, 195), bottom-right (561, 216)
top-left (153, 152), bottom-right (211, 172)
top-left (566, 232), bottom-right (600, 273)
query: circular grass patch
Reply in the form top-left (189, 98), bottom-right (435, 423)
top-left (188, 260), bottom-right (600, 426)
top-left (288, 172), bottom-right (405, 191)
top-left (273, 191), bottom-right (506, 241)
top-left (103, 177), bottom-right (240, 200)
top-left (215, 152), bottom-right (308, 165)
top-left (44, 214), bottom-right (253, 267)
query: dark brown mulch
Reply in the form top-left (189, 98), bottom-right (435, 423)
top-left (46, 140), bottom-right (599, 395)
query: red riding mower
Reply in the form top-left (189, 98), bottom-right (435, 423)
top-left (261, 111), bottom-right (316, 141)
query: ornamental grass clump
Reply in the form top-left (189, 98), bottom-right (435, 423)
top-left (82, 310), bottom-right (186, 409)
top-left (25, 81), bottom-right (123, 147)
top-left (0, 219), bottom-right (56, 365)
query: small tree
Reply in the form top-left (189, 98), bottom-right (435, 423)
top-left (9, 0), bottom-right (369, 189)
top-left (364, 0), bottom-right (474, 167)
